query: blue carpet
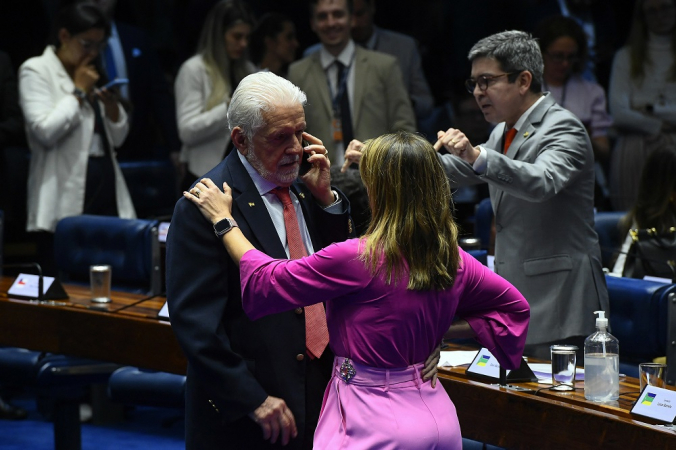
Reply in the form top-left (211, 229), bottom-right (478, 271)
top-left (0, 395), bottom-right (184, 450)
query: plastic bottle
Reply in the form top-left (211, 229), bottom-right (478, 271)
top-left (584, 311), bottom-right (619, 401)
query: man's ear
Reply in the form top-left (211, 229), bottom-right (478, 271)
top-left (58, 28), bottom-right (70, 47)
top-left (518, 71), bottom-right (533, 94)
top-left (232, 127), bottom-right (248, 155)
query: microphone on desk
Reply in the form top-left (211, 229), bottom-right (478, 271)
top-left (2, 262), bottom-right (68, 301)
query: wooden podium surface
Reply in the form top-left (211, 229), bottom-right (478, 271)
top-left (0, 277), bottom-right (186, 375)
top-left (439, 344), bottom-right (676, 449)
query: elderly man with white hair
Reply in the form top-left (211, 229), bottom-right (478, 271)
top-left (166, 71), bottom-right (354, 450)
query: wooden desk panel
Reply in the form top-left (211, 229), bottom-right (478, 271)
top-left (0, 277), bottom-right (186, 375)
top-left (439, 350), bottom-right (676, 449)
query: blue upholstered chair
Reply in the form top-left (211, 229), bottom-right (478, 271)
top-left (605, 275), bottom-right (676, 383)
top-left (1, 215), bottom-right (164, 448)
top-left (593, 211), bottom-right (626, 269)
top-left (118, 160), bottom-right (178, 220)
top-left (108, 367), bottom-right (185, 409)
top-left (53, 215), bottom-right (162, 295)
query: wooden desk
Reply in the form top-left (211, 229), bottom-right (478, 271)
top-left (439, 345), bottom-right (676, 449)
top-left (0, 277), bottom-right (186, 375)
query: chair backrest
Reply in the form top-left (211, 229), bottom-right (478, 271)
top-left (118, 160), bottom-right (178, 220)
top-left (605, 275), bottom-right (676, 383)
top-left (474, 197), bottom-right (493, 250)
top-left (594, 211), bottom-right (626, 269)
top-left (54, 215), bottom-right (161, 294)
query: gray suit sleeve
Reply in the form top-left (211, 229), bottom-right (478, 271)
top-left (482, 112), bottom-right (592, 203)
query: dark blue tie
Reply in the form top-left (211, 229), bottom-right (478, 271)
top-left (335, 61), bottom-right (354, 147)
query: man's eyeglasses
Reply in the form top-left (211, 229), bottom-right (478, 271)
top-left (545, 52), bottom-right (579, 64)
top-left (465, 72), bottom-right (516, 94)
top-left (78, 38), bottom-right (107, 53)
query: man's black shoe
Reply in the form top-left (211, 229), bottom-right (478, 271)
top-left (0, 397), bottom-right (28, 420)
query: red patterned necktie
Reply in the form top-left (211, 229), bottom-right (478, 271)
top-left (273, 187), bottom-right (329, 359)
top-left (503, 127), bottom-right (517, 154)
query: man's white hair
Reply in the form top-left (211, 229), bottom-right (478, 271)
top-left (227, 71), bottom-right (307, 142)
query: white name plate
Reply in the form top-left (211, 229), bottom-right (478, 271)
top-left (8, 273), bottom-right (56, 299)
top-left (631, 386), bottom-right (676, 424)
top-left (466, 347), bottom-right (537, 383)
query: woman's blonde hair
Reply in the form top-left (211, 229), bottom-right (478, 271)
top-left (359, 131), bottom-right (460, 291)
top-left (197, 0), bottom-right (255, 110)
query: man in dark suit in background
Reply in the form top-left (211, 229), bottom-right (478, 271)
top-left (94, 0), bottom-right (181, 162)
top-left (166, 71), bottom-right (353, 449)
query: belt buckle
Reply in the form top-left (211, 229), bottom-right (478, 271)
top-left (339, 358), bottom-right (356, 383)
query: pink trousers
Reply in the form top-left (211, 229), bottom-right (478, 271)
top-left (313, 357), bottom-right (463, 450)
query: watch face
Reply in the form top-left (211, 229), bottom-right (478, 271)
top-left (214, 218), bottom-right (236, 236)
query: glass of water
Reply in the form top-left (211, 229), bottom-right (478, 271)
top-left (90, 265), bottom-right (112, 304)
top-left (550, 345), bottom-right (578, 391)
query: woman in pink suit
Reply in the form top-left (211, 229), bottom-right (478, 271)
top-left (185, 131), bottom-right (530, 449)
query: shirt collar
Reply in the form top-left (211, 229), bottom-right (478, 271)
top-left (237, 150), bottom-right (280, 196)
top-left (512, 93), bottom-right (547, 132)
top-left (319, 39), bottom-right (356, 70)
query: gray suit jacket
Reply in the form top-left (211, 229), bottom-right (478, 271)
top-left (288, 46), bottom-right (415, 149)
top-left (439, 93), bottom-right (609, 345)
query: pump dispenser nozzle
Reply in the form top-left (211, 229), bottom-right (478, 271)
top-left (594, 310), bottom-right (608, 329)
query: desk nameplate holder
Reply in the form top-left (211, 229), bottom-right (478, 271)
top-left (466, 347), bottom-right (538, 387)
top-left (630, 386), bottom-right (676, 426)
top-left (7, 273), bottom-right (69, 301)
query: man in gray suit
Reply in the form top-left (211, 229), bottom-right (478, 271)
top-left (435, 30), bottom-right (609, 360)
top-left (288, 0), bottom-right (415, 170)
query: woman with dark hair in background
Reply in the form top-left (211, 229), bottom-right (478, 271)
top-left (175, 0), bottom-right (256, 192)
top-left (18, 1), bottom-right (135, 275)
top-left (534, 15), bottom-right (613, 210)
top-left (185, 131), bottom-right (529, 449)
top-left (612, 145), bottom-right (676, 277)
top-left (608, 0), bottom-right (676, 211)
top-left (249, 13), bottom-right (299, 77)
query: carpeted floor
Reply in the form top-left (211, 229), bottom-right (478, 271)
top-left (0, 393), bottom-right (184, 450)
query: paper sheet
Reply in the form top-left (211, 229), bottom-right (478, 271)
top-left (439, 350), bottom-right (479, 367)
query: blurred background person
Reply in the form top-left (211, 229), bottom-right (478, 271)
top-left (91, 0), bottom-right (182, 163)
top-left (534, 15), bottom-right (613, 211)
top-left (612, 145), bottom-right (676, 277)
top-left (249, 12), bottom-right (299, 77)
top-left (303, 0), bottom-right (434, 124)
top-left (608, 0), bottom-right (676, 211)
top-left (18, 2), bottom-right (135, 275)
top-left (175, 0), bottom-right (256, 192)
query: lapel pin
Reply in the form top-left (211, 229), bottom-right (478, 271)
top-left (523, 131), bottom-right (530, 138)
top-left (298, 193), bottom-right (305, 199)
top-left (248, 202), bottom-right (255, 207)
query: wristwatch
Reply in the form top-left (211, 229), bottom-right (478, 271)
top-left (213, 217), bottom-right (238, 236)
top-left (73, 88), bottom-right (87, 103)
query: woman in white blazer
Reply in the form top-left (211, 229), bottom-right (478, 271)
top-left (18, 3), bottom-right (135, 273)
top-left (175, 0), bottom-right (256, 191)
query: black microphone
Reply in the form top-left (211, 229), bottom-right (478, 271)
top-left (2, 262), bottom-right (44, 301)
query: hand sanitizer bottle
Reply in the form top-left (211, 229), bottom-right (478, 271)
top-left (584, 311), bottom-right (619, 401)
